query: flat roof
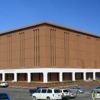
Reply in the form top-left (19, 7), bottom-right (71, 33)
top-left (0, 21), bottom-right (100, 38)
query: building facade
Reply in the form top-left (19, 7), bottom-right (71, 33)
top-left (0, 22), bottom-right (100, 83)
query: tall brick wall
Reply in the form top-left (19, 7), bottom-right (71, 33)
top-left (45, 26), bottom-right (100, 69)
top-left (0, 23), bottom-right (99, 69)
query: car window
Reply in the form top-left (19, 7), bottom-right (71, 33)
top-left (36, 89), bottom-right (41, 93)
top-left (47, 89), bottom-right (52, 93)
top-left (96, 87), bottom-right (100, 89)
top-left (54, 89), bottom-right (61, 93)
top-left (68, 90), bottom-right (72, 92)
top-left (0, 94), bottom-right (8, 99)
top-left (73, 87), bottom-right (80, 89)
top-left (63, 90), bottom-right (68, 92)
top-left (42, 89), bottom-right (46, 93)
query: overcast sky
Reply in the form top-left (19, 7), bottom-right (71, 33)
top-left (0, 0), bottom-right (100, 35)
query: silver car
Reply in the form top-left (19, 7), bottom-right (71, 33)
top-left (60, 89), bottom-right (77, 99)
top-left (69, 86), bottom-right (84, 93)
top-left (91, 86), bottom-right (100, 93)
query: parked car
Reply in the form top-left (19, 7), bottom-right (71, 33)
top-left (0, 81), bottom-right (9, 87)
top-left (69, 86), bottom-right (84, 93)
top-left (91, 86), bottom-right (100, 93)
top-left (60, 89), bottom-right (77, 99)
top-left (29, 86), bottom-right (48, 95)
top-left (32, 88), bottom-right (62, 100)
top-left (0, 92), bottom-right (10, 100)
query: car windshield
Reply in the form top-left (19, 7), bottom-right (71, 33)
top-left (36, 89), bottom-right (41, 93)
top-left (68, 90), bottom-right (72, 92)
top-left (0, 94), bottom-right (8, 99)
top-left (73, 87), bottom-right (80, 89)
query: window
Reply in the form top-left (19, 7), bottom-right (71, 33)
top-left (0, 94), bottom-right (8, 99)
top-left (42, 89), bottom-right (46, 93)
top-left (47, 89), bottom-right (52, 93)
top-left (63, 90), bottom-right (68, 92)
top-left (54, 89), bottom-right (61, 93)
top-left (36, 89), bottom-right (41, 93)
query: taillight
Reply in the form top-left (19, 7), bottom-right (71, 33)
top-left (70, 93), bottom-right (73, 95)
top-left (62, 92), bottom-right (64, 96)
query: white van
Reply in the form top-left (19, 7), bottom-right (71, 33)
top-left (32, 88), bottom-right (62, 100)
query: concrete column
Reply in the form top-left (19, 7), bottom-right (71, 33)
top-left (59, 72), bottom-right (62, 82)
top-left (93, 72), bottom-right (96, 80)
top-left (2, 73), bottom-right (5, 82)
top-left (14, 73), bottom-right (17, 82)
top-left (27, 73), bottom-right (31, 82)
top-left (83, 72), bottom-right (86, 81)
top-left (43, 72), bottom-right (47, 83)
top-left (72, 72), bottom-right (75, 81)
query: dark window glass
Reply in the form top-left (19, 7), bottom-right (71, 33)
top-left (36, 89), bottom-right (41, 93)
top-left (68, 90), bottom-right (72, 92)
top-left (47, 89), bottom-right (52, 93)
top-left (96, 87), bottom-right (100, 89)
top-left (42, 89), bottom-right (46, 93)
top-left (54, 89), bottom-right (61, 93)
top-left (63, 90), bottom-right (68, 92)
top-left (0, 94), bottom-right (8, 99)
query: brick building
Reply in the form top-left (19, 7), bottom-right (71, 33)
top-left (0, 22), bottom-right (100, 83)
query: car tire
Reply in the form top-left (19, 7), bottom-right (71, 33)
top-left (46, 97), bottom-right (51, 100)
top-left (33, 96), bottom-right (37, 100)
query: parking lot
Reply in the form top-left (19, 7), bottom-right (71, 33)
top-left (0, 85), bottom-right (98, 100)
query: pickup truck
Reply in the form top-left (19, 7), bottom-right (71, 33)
top-left (29, 86), bottom-right (48, 95)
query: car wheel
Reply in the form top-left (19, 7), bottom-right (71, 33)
top-left (33, 96), bottom-right (37, 100)
top-left (46, 97), bottom-right (51, 100)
